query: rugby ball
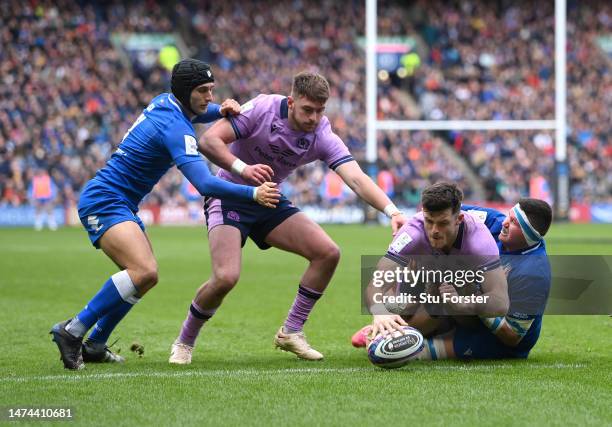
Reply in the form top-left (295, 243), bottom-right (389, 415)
top-left (367, 326), bottom-right (424, 369)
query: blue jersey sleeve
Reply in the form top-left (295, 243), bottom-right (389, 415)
top-left (161, 119), bottom-right (202, 168)
top-left (191, 103), bottom-right (223, 124)
top-left (178, 161), bottom-right (254, 201)
top-left (505, 259), bottom-right (551, 317)
top-left (462, 204), bottom-right (506, 240)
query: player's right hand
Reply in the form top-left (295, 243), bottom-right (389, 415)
top-left (371, 314), bottom-right (408, 338)
top-left (254, 182), bottom-right (280, 208)
top-left (243, 164), bottom-right (274, 185)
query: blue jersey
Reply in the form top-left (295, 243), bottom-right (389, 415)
top-left (462, 204), bottom-right (551, 355)
top-left (92, 94), bottom-right (223, 211)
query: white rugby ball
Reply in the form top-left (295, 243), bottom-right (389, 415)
top-left (367, 326), bottom-right (424, 369)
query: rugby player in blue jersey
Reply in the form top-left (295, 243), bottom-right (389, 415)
top-left (50, 59), bottom-right (280, 370)
top-left (353, 198), bottom-right (552, 360)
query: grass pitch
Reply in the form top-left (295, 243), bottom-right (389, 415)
top-left (0, 223), bottom-right (611, 426)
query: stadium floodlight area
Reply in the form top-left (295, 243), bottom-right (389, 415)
top-left (365, 0), bottom-right (569, 219)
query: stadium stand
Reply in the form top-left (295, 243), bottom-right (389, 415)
top-left (0, 0), bottom-right (609, 221)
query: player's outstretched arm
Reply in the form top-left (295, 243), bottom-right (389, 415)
top-left (335, 161), bottom-right (406, 234)
top-left (366, 256), bottom-right (413, 337)
top-left (179, 161), bottom-right (279, 208)
top-left (198, 119), bottom-right (274, 185)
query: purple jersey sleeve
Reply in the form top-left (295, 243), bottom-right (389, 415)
top-left (384, 216), bottom-right (429, 265)
top-left (227, 95), bottom-right (266, 140)
top-left (315, 120), bottom-right (354, 171)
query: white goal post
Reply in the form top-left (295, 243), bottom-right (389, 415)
top-left (365, 0), bottom-right (569, 219)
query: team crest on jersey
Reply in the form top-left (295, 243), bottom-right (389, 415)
top-left (87, 216), bottom-right (104, 233)
top-left (227, 211), bottom-right (240, 222)
top-left (296, 137), bottom-right (310, 150)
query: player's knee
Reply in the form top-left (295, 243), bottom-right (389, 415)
top-left (211, 269), bottom-right (240, 294)
top-left (134, 263), bottom-right (159, 289)
top-left (142, 269), bottom-right (159, 287)
top-left (318, 242), bottom-right (341, 265)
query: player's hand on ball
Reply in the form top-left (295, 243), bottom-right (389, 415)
top-left (371, 314), bottom-right (409, 338)
top-left (390, 213), bottom-right (407, 236)
top-left (220, 98), bottom-right (241, 116)
top-left (254, 182), bottom-right (280, 208)
top-left (243, 164), bottom-right (274, 185)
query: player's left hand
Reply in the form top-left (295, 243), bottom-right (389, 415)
top-left (371, 314), bottom-right (408, 338)
top-left (220, 99), bottom-right (241, 117)
top-left (254, 182), bottom-right (280, 208)
top-left (390, 213), bottom-right (407, 236)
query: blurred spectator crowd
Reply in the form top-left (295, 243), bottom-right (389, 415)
top-left (0, 0), bottom-right (609, 213)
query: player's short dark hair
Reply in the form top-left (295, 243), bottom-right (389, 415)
top-left (518, 198), bottom-right (553, 236)
top-left (291, 71), bottom-right (330, 103)
top-left (421, 182), bottom-right (463, 214)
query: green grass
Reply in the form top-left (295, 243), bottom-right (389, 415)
top-left (0, 224), bottom-right (611, 426)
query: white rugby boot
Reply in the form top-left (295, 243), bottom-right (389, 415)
top-left (169, 340), bottom-right (193, 365)
top-left (274, 327), bottom-right (324, 361)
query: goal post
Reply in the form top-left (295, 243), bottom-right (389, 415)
top-left (365, 0), bottom-right (570, 220)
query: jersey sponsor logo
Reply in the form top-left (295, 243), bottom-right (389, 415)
top-left (467, 210), bottom-right (487, 223)
top-left (390, 232), bottom-right (413, 253)
top-left (184, 135), bottom-right (198, 155)
top-left (255, 145), bottom-right (275, 162)
top-left (254, 145), bottom-right (297, 167)
top-left (241, 100), bottom-right (255, 112)
top-left (297, 137), bottom-right (310, 150)
top-left (269, 144), bottom-right (295, 158)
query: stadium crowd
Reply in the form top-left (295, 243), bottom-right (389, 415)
top-left (0, 0), bottom-right (609, 213)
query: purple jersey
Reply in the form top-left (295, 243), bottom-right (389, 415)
top-left (217, 94), bottom-right (354, 185)
top-left (386, 211), bottom-right (501, 271)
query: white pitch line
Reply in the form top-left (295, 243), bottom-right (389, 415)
top-left (0, 363), bottom-right (586, 384)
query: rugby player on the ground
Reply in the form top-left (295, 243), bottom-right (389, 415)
top-left (353, 198), bottom-right (552, 360)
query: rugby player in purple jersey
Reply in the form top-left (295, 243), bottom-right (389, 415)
top-left (358, 182), bottom-right (509, 352)
top-left (169, 71), bottom-right (407, 363)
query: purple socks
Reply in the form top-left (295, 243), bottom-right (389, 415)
top-left (178, 300), bottom-right (217, 346)
top-left (283, 285), bottom-right (323, 333)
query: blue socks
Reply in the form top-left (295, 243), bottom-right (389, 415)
top-left (87, 301), bottom-right (135, 344)
top-left (66, 271), bottom-right (139, 339)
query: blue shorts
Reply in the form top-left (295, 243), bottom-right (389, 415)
top-left (78, 181), bottom-right (145, 248)
top-left (453, 323), bottom-right (530, 359)
top-left (204, 194), bottom-right (300, 250)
